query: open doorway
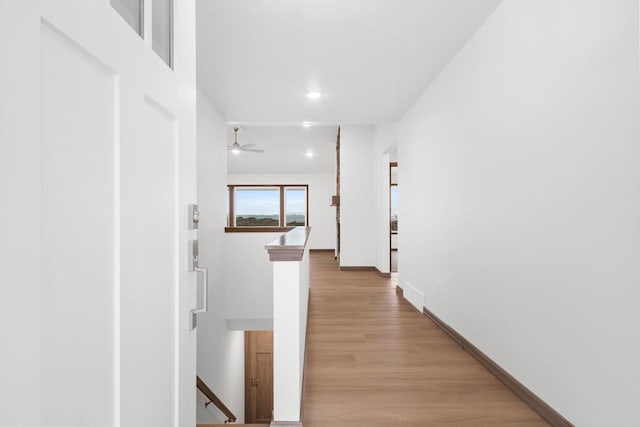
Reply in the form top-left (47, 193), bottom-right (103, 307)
top-left (390, 162), bottom-right (398, 273)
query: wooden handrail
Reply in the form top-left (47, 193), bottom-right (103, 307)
top-left (196, 376), bottom-right (237, 423)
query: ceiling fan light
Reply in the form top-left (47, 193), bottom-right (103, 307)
top-left (231, 147), bottom-right (241, 155)
top-left (302, 122), bottom-right (312, 128)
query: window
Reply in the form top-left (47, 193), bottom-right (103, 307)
top-left (227, 185), bottom-right (309, 231)
top-left (152, 0), bottom-right (173, 67)
top-left (111, 0), bottom-right (144, 36)
top-left (285, 187), bottom-right (307, 226)
top-left (111, 0), bottom-right (173, 68)
top-left (235, 187), bottom-right (280, 227)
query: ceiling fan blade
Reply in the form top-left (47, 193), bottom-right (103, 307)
top-left (242, 148), bottom-right (265, 153)
top-left (241, 143), bottom-right (256, 148)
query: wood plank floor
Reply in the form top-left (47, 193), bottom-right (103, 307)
top-left (302, 251), bottom-right (547, 427)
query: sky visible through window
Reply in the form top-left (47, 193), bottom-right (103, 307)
top-left (236, 189), bottom-right (279, 216)
top-left (285, 189), bottom-right (306, 215)
top-left (286, 188), bottom-right (306, 226)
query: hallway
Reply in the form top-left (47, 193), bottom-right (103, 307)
top-left (302, 251), bottom-right (547, 426)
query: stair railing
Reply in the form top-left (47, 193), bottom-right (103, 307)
top-left (196, 376), bottom-right (237, 424)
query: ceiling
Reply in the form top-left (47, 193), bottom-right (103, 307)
top-left (227, 126), bottom-right (338, 174)
top-left (196, 0), bottom-right (502, 125)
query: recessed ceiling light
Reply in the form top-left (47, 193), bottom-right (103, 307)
top-left (302, 122), bottom-right (312, 128)
top-left (305, 151), bottom-right (314, 158)
top-left (306, 91), bottom-right (322, 100)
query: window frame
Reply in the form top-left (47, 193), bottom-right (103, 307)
top-left (225, 184), bottom-right (309, 232)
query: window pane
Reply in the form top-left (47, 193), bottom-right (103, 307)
top-left (285, 188), bottom-right (306, 226)
top-left (390, 165), bottom-right (398, 185)
top-left (152, 0), bottom-right (172, 67)
top-left (111, 0), bottom-right (143, 36)
top-left (390, 186), bottom-right (398, 231)
top-left (235, 188), bottom-right (280, 227)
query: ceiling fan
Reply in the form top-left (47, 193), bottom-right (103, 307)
top-left (227, 127), bottom-right (264, 154)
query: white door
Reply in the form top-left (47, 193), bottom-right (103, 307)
top-left (0, 1), bottom-right (198, 426)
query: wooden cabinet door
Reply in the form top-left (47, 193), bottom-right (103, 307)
top-left (245, 331), bottom-right (274, 423)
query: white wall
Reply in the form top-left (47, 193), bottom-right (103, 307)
top-left (398, 1), bottom-right (640, 426)
top-left (223, 231), bottom-right (283, 322)
top-left (228, 174), bottom-right (335, 250)
top-left (196, 93), bottom-right (246, 423)
top-left (339, 126), bottom-right (376, 267)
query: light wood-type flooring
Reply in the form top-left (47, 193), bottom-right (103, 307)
top-left (302, 251), bottom-right (548, 427)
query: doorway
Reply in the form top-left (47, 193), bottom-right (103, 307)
top-left (390, 162), bottom-right (398, 273)
top-left (245, 331), bottom-right (274, 424)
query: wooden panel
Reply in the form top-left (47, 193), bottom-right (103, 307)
top-left (225, 226), bottom-right (294, 233)
top-left (255, 353), bottom-right (273, 422)
top-left (246, 331), bottom-right (274, 424)
top-left (338, 266), bottom-right (376, 272)
top-left (228, 185), bottom-right (235, 226)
